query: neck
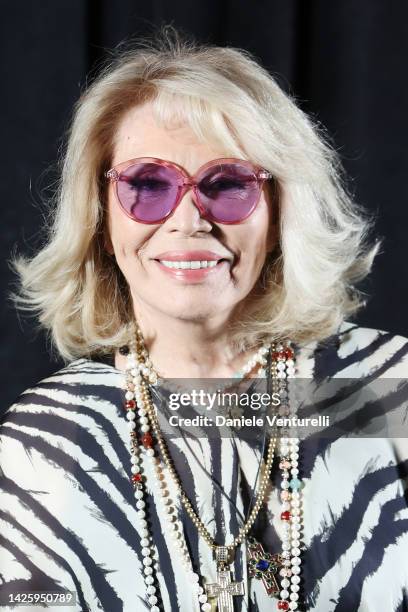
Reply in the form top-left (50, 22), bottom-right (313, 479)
top-left (115, 307), bottom-right (259, 378)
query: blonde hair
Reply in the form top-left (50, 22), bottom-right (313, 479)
top-left (12, 26), bottom-right (379, 361)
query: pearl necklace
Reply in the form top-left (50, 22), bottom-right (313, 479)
top-left (121, 328), bottom-right (302, 611)
top-left (126, 326), bottom-right (271, 395)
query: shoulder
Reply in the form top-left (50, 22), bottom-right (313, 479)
top-left (335, 321), bottom-right (408, 376)
top-left (0, 358), bottom-right (125, 484)
top-left (297, 321), bottom-right (408, 378)
top-left (1, 357), bottom-right (124, 427)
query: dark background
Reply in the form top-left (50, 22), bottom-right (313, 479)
top-left (1, 1), bottom-right (407, 410)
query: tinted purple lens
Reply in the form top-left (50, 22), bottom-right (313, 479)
top-left (116, 161), bottom-right (261, 223)
top-left (117, 163), bottom-right (180, 222)
top-left (197, 163), bottom-right (260, 223)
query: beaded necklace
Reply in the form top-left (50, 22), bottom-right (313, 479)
top-left (121, 325), bottom-right (302, 611)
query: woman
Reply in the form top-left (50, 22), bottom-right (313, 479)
top-left (1, 28), bottom-right (407, 612)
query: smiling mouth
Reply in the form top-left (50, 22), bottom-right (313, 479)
top-left (154, 258), bottom-right (229, 269)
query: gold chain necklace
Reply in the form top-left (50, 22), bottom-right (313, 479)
top-left (126, 325), bottom-right (294, 610)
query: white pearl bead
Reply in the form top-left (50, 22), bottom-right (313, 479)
top-left (147, 586), bottom-right (156, 595)
top-left (134, 491), bottom-right (144, 500)
top-left (190, 573), bottom-right (199, 582)
top-left (151, 605), bottom-right (160, 611)
top-left (131, 465), bottom-right (140, 474)
top-left (126, 411), bottom-right (136, 421)
top-left (281, 578), bottom-right (290, 588)
top-left (144, 566), bottom-right (153, 575)
top-left (198, 594), bottom-right (208, 603)
top-left (146, 448), bottom-right (155, 457)
top-left (125, 391), bottom-right (134, 400)
top-left (143, 557), bottom-right (152, 566)
top-left (131, 455), bottom-right (139, 464)
top-left (148, 595), bottom-right (158, 605)
top-left (145, 576), bottom-right (154, 585)
top-left (291, 567), bottom-right (301, 575)
top-left (142, 547), bottom-right (150, 556)
top-left (280, 589), bottom-right (289, 599)
top-left (289, 602), bottom-right (298, 610)
top-left (141, 538), bottom-right (149, 547)
top-left (136, 500), bottom-right (146, 510)
top-left (291, 575), bottom-right (300, 584)
top-left (127, 421), bottom-right (136, 430)
top-left (141, 424), bottom-right (150, 433)
top-left (201, 604), bottom-right (211, 611)
top-left (291, 547), bottom-right (301, 557)
top-left (291, 584), bottom-right (300, 593)
top-left (137, 510), bottom-right (146, 519)
top-left (141, 528), bottom-right (149, 537)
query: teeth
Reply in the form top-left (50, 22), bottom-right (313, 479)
top-left (159, 260), bottom-right (219, 269)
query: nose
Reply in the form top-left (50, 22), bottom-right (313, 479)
top-left (163, 189), bottom-right (212, 234)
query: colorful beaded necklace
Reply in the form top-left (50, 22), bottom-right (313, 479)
top-left (120, 324), bottom-right (302, 611)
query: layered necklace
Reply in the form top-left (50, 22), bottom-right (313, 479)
top-left (121, 323), bottom-right (302, 611)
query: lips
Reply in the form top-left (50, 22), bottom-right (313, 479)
top-left (152, 250), bottom-right (231, 263)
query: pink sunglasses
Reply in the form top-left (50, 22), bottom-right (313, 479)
top-left (105, 157), bottom-right (272, 224)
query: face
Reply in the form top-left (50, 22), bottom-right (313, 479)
top-left (105, 102), bottom-right (277, 327)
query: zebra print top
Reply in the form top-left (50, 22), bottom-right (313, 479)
top-left (1, 321), bottom-right (407, 612)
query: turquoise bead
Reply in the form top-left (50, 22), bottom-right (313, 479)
top-left (289, 478), bottom-right (302, 491)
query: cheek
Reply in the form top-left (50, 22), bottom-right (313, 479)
top-left (239, 203), bottom-right (272, 263)
top-left (107, 197), bottom-right (145, 257)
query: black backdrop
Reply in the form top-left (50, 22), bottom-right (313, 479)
top-left (1, 1), bottom-right (407, 410)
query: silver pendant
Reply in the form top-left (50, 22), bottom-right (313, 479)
top-left (204, 546), bottom-right (245, 612)
top-left (205, 569), bottom-right (245, 612)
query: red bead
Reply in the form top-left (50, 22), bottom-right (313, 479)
top-left (131, 473), bottom-right (142, 483)
top-left (141, 432), bottom-right (153, 448)
top-left (284, 347), bottom-right (294, 360)
top-left (281, 510), bottom-right (291, 521)
top-left (125, 399), bottom-right (136, 410)
top-left (277, 602), bottom-right (289, 610)
top-left (271, 351), bottom-right (280, 361)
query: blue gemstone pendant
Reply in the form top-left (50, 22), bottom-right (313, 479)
top-left (247, 537), bottom-right (283, 596)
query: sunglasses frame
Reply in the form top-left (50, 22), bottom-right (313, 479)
top-left (105, 157), bottom-right (272, 225)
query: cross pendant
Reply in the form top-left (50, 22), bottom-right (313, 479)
top-left (247, 537), bottom-right (283, 597)
top-left (205, 569), bottom-right (245, 612)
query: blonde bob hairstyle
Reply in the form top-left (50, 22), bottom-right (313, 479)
top-left (13, 27), bottom-right (379, 361)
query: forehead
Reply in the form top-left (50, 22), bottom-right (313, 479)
top-left (111, 102), bottom-right (227, 168)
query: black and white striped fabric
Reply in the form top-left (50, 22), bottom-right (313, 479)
top-left (1, 321), bottom-right (407, 611)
